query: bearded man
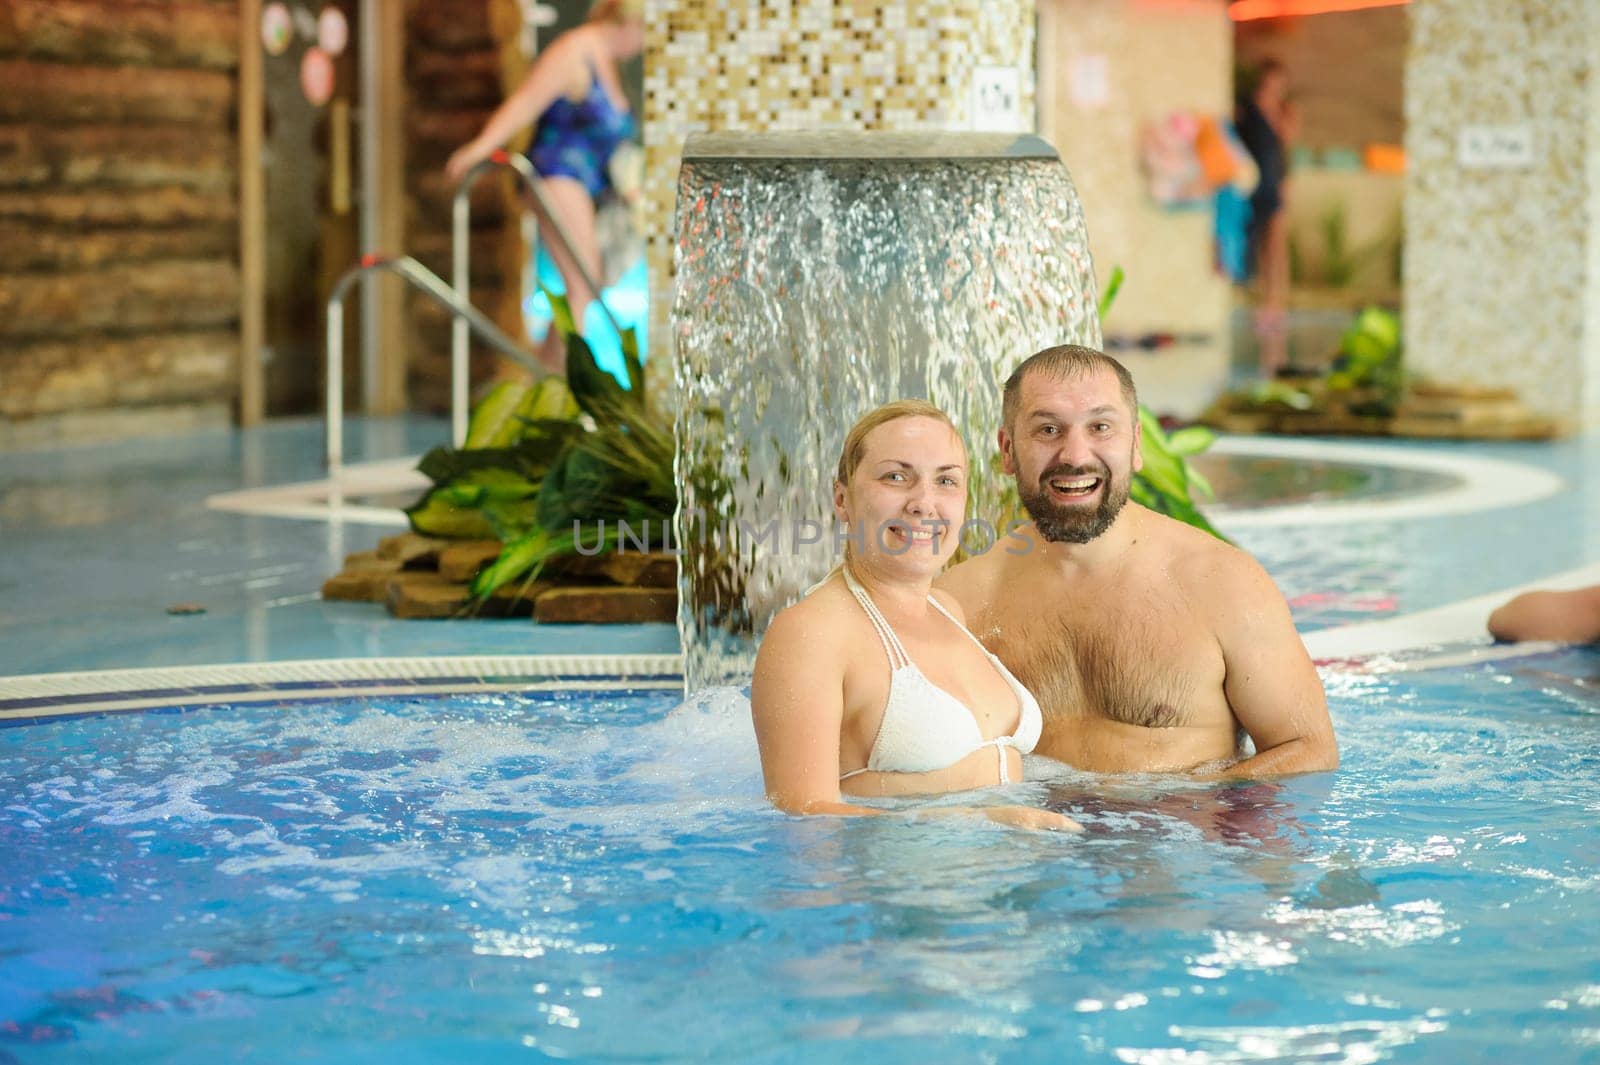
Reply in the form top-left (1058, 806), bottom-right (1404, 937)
top-left (936, 345), bottom-right (1338, 778)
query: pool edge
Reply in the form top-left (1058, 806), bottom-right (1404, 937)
top-left (0, 654), bottom-right (686, 721)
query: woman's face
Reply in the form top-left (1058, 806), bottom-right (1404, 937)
top-left (833, 416), bottom-right (968, 580)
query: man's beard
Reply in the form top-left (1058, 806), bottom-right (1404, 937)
top-left (1017, 461), bottom-right (1130, 544)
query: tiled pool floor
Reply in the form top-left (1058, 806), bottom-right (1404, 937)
top-left (0, 416), bottom-right (1596, 676)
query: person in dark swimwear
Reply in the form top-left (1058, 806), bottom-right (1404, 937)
top-left (446, 0), bottom-right (643, 374)
top-left (1235, 58), bottom-right (1297, 374)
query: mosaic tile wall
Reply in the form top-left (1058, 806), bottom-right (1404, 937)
top-left (1405, 0), bottom-right (1600, 427)
top-left (640, 0), bottom-right (1036, 398)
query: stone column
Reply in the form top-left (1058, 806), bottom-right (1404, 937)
top-left (639, 0), bottom-right (1036, 402)
top-left (1405, 0), bottom-right (1600, 429)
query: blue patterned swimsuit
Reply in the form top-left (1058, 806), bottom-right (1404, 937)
top-left (526, 67), bottom-right (635, 199)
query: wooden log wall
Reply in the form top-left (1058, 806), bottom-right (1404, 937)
top-left (405, 0), bottom-right (530, 413)
top-left (0, 0), bottom-right (240, 425)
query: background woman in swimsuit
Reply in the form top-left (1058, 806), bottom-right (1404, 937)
top-left (445, 0), bottom-right (643, 374)
top-left (750, 400), bottom-right (1080, 832)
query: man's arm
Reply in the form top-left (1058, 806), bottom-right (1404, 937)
top-left (1203, 551), bottom-right (1338, 779)
top-left (1487, 585), bottom-right (1600, 644)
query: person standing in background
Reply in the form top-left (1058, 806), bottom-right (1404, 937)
top-left (1235, 58), bottom-right (1298, 375)
top-left (446, 0), bottom-right (643, 375)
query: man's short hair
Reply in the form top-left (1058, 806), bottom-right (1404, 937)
top-left (1001, 344), bottom-right (1139, 430)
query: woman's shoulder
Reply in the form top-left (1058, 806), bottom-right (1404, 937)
top-left (763, 575), bottom-right (860, 641)
top-left (553, 22), bottom-right (609, 58)
top-left (539, 24), bottom-right (600, 66)
top-left (754, 577), bottom-right (862, 683)
top-left (769, 574), bottom-right (852, 630)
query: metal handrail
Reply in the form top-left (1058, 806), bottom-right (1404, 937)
top-left (325, 253), bottom-right (543, 482)
top-left (451, 149), bottom-right (625, 445)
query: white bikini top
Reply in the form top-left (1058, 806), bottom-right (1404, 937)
top-left (838, 567), bottom-right (1042, 783)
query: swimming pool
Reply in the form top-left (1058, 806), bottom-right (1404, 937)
top-left (2, 646), bottom-right (1596, 1062)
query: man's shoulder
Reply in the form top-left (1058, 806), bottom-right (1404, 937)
top-left (936, 542), bottom-right (1016, 607)
top-left (1141, 509), bottom-right (1274, 598)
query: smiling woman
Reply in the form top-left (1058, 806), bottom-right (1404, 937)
top-left (748, 401), bottom-right (1077, 832)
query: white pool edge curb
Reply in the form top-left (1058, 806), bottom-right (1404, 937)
top-left (0, 653), bottom-right (685, 720)
top-left (209, 436), bottom-right (1566, 531)
top-left (1302, 560), bottom-right (1600, 663)
top-left (1207, 435), bottom-right (1564, 529)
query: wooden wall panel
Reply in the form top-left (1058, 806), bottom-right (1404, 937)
top-left (404, 0), bottom-right (527, 414)
top-left (0, 1), bottom-right (237, 69)
top-left (0, 60), bottom-right (233, 124)
top-left (0, 0), bottom-right (241, 439)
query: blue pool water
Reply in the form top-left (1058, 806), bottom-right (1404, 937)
top-left (2, 648), bottom-right (1598, 1063)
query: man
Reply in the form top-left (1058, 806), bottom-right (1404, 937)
top-left (936, 344), bottom-right (1337, 778)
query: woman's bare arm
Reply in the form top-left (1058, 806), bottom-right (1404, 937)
top-left (445, 31), bottom-right (588, 183)
top-left (750, 605), bottom-right (885, 817)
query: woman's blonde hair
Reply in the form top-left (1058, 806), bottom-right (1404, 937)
top-left (588, 0), bottom-right (643, 23)
top-left (834, 399), bottom-right (962, 486)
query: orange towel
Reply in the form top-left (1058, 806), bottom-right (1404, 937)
top-left (1194, 117), bottom-right (1237, 187)
top-left (1364, 143), bottom-right (1406, 173)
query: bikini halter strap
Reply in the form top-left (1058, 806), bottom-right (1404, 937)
top-left (840, 566), bottom-right (913, 670)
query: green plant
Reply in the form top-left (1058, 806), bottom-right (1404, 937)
top-left (1130, 410), bottom-right (1224, 540)
top-left (1291, 201), bottom-right (1398, 289)
top-left (1204, 304), bottom-right (1404, 422)
top-left (403, 295), bottom-right (677, 605)
top-left (1102, 265), bottom-right (1227, 542)
top-left (1326, 304), bottom-right (1404, 413)
top-left (405, 380), bottom-right (580, 542)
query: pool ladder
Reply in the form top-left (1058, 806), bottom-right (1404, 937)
top-left (324, 150), bottom-right (624, 482)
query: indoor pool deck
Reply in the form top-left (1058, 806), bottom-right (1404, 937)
top-left (0, 417), bottom-right (678, 678)
top-left (0, 415), bottom-right (1597, 681)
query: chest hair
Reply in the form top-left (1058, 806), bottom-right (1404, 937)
top-left (988, 606), bottom-right (1200, 729)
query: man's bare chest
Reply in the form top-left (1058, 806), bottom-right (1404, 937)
top-left (978, 596), bottom-right (1228, 729)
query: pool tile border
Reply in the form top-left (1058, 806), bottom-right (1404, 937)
top-left (0, 654), bottom-right (685, 723)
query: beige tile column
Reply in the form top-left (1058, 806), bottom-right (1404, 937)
top-left (1406, 0), bottom-right (1600, 429)
top-left (1036, 0), bottom-right (1233, 418)
top-left (638, 0), bottom-right (1036, 403)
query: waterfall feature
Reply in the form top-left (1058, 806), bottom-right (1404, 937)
top-left (672, 132), bottom-right (1101, 689)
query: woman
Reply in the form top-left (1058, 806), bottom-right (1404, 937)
top-left (1235, 58), bottom-right (1298, 374)
top-left (445, 0), bottom-right (643, 374)
top-left (750, 400), bottom-right (1080, 832)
